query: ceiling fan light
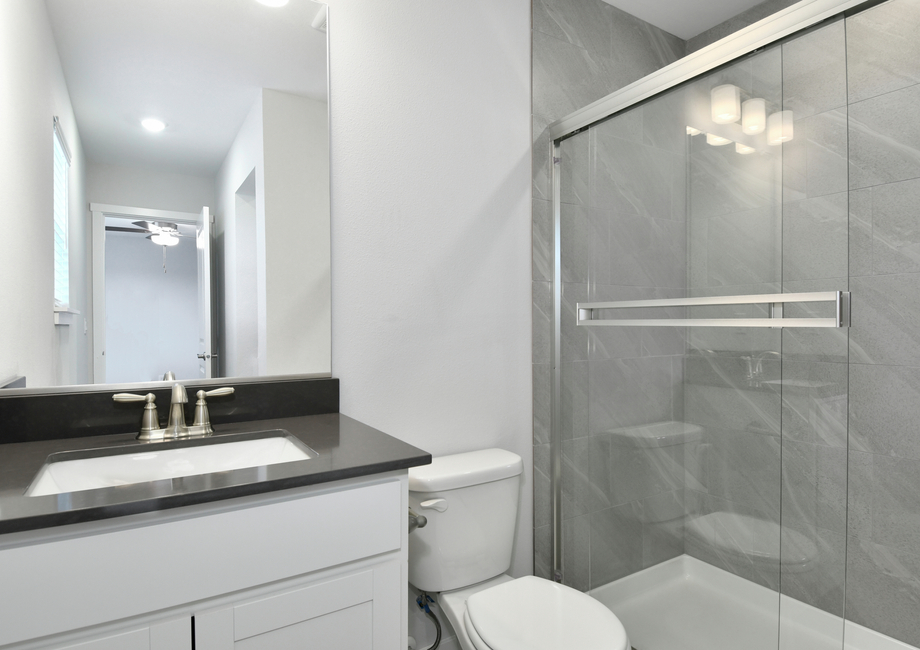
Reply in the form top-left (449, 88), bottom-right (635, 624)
top-left (150, 232), bottom-right (179, 247)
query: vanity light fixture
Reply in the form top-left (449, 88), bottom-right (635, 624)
top-left (141, 118), bottom-right (166, 133)
top-left (735, 143), bottom-right (756, 155)
top-left (741, 98), bottom-right (766, 134)
top-left (711, 84), bottom-right (741, 124)
top-left (686, 126), bottom-right (702, 136)
top-left (149, 232), bottom-right (179, 247)
top-left (767, 110), bottom-right (794, 145)
top-left (706, 133), bottom-right (732, 146)
top-left (255, 0), bottom-right (290, 6)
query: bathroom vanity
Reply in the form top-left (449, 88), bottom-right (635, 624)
top-left (0, 384), bottom-right (430, 650)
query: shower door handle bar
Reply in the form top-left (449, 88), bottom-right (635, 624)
top-left (576, 291), bottom-right (849, 328)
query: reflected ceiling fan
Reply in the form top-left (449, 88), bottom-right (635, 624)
top-left (105, 220), bottom-right (189, 247)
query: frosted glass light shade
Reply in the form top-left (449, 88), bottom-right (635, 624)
top-left (686, 126), bottom-right (702, 136)
top-left (741, 98), bottom-right (766, 134)
top-left (706, 133), bottom-right (732, 146)
top-left (711, 84), bottom-right (741, 124)
top-left (767, 110), bottom-right (794, 145)
top-left (150, 233), bottom-right (179, 246)
top-left (735, 143), bottom-right (755, 155)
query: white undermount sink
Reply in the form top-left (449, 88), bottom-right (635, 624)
top-left (25, 432), bottom-right (316, 497)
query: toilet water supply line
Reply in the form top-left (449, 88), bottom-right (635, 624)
top-left (416, 593), bottom-right (442, 650)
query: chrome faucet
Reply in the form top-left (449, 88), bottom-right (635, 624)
top-left (113, 383), bottom-right (235, 441)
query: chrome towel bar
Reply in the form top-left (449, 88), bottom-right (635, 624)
top-left (576, 291), bottom-right (849, 328)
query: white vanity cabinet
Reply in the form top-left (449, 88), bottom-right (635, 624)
top-left (0, 473), bottom-right (408, 650)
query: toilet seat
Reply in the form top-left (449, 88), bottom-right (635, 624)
top-left (463, 576), bottom-right (629, 650)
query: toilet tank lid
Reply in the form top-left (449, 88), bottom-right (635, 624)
top-left (408, 448), bottom-right (523, 493)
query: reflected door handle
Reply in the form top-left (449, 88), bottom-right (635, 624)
top-left (197, 353), bottom-right (211, 360)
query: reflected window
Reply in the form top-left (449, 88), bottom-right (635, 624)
top-left (52, 117), bottom-right (70, 308)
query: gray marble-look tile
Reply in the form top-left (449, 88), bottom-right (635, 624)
top-left (642, 88), bottom-right (688, 155)
top-left (849, 83), bottom-right (920, 190)
top-left (685, 0), bottom-right (798, 55)
top-left (845, 0), bottom-right (920, 104)
top-left (585, 284), bottom-right (643, 360)
top-left (562, 435), bottom-right (600, 518)
top-left (867, 453), bottom-right (920, 556)
top-left (533, 114), bottom-right (552, 203)
top-left (850, 363), bottom-right (920, 461)
top-left (561, 361), bottom-right (589, 441)
top-left (870, 176), bottom-right (920, 275)
top-left (707, 207), bottom-right (781, 287)
top-left (781, 439), bottom-right (818, 525)
top-left (608, 5), bottom-right (684, 81)
top-left (534, 444), bottom-right (552, 530)
top-left (586, 206), bottom-right (611, 286)
top-left (532, 30), bottom-right (610, 123)
top-left (561, 202), bottom-right (590, 282)
top-left (533, 281), bottom-right (552, 365)
top-left (780, 360), bottom-right (848, 448)
top-left (783, 192), bottom-right (848, 281)
top-left (533, 199), bottom-right (552, 282)
top-left (533, 0), bottom-right (612, 55)
top-left (782, 109), bottom-right (849, 202)
top-left (849, 187), bottom-right (873, 277)
top-left (816, 445), bottom-right (847, 534)
top-left (846, 535), bottom-right (920, 648)
top-left (534, 524), bottom-right (552, 581)
top-left (846, 450), bottom-right (874, 541)
top-left (562, 282), bottom-right (589, 362)
top-left (593, 134), bottom-right (683, 220)
top-left (782, 19), bottom-right (847, 119)
top-left (593, 106), bottom-right (643, 144)
top-left (533, 364), bottom-right (551, 446)
top-left (589, 356), bottom-right (676, 433)
top-left (684, 382), bottom-right (782, 438)
top-left (781, 278), bottom-right (849, 363)
top-left (605, 212), bottom-right (687, 288)
top-left (849, 273), bottom-right (920, 366)
top-left (560, 130), bottom-right (590, 206)
top-left (689, 143), bottom-right (779, 219)
top-left (589, 502), bottom-right (643, 588)
top-left (563, 513), bottom-right (591, 592)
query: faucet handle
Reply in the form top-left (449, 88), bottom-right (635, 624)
top-left (192, 387), bottom-right (235, 434)
top-left (113, 393), bottom-right (161, 440)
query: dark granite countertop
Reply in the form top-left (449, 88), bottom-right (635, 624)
top-left (0, 413), bottom-right (431, 535)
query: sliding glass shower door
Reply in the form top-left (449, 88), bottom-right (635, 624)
top-left (550, 15), bottom-right (850, 650)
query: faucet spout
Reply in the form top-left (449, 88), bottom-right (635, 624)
top-left (165, 383), bottom-right (189, 437)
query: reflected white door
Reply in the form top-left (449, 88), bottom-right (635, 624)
top-left (197, 207), bottom-right (213, 379)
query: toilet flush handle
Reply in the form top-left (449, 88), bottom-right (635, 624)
top-left (420, 498), bottom-right (448, 512)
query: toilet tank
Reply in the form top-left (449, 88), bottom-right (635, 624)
top-left (408, 449), bottom-right (523, 593)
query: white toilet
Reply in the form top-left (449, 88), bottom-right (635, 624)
top-left (408, 449), bottom-right (630, 650)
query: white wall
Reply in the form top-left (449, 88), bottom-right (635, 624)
top-left (215, 94), bottom-right (264, 378)
top-left (104, 231), bottom-right (199, 383)
top-left (262, 90), bottom-right (330, 376)
top-left (326, 0), bottom-right (533, 590)
top-left (0, 0), bottom-right (89, 388)
top-left (87, 163), bottom-right (215, 214)
top-left (214, 89), bottom-right (331, 378)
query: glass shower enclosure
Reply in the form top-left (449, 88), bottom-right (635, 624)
top-left (543, 1), bottom-right (914, 648)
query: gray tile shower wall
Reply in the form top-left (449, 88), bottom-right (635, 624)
top-left (531, 0), bottom-right (686, 591)
top-left (843, 0), bottom-right (920, 644)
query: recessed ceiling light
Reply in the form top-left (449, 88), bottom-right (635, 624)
top-left (255, 0), bottom-right (289, 6)
top-left (141, 118), bottom-right (166, 133)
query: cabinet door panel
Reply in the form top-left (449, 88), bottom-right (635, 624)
top-left (235, 603), bottom-right (372, 650)
top-left (234, 570), bottom-right (372, 641)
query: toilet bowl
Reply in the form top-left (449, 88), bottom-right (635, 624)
top-left (409, 449), bottom-right (629, 650)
